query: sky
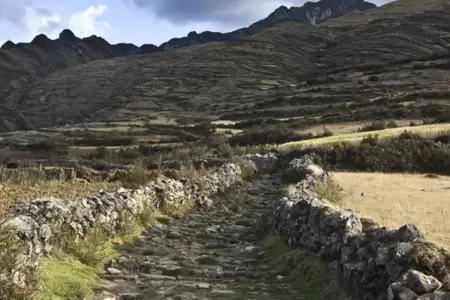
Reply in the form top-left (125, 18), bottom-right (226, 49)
top-left (0, 0), bottom-right (393, 47)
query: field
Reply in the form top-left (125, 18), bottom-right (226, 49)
top-left (279, 123), bottom-right (450, 150)
top-left (0, 179), bottom-right (119, 215)
top-left (334, 172), bottom-right (450, 249)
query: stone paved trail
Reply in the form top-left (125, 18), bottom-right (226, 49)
top-left (94, 174), bottom-right (302, 300)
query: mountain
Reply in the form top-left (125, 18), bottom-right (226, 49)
top-left (5, 0), bottom-right (450, 131)
top-left (0, 0), bottom-right (376, 124)
top-left (157, 0), bottom-right (376, 50)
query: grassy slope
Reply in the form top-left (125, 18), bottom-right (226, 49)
top-left (279, 123), bottom-right (450, 150)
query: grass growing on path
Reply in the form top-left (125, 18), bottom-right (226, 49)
top-left (259, 236), bottom-right (347, 300)
top-left (38, 252), bottom-right (98, 300)
top-left (36, 207), bottom-right (160, 299)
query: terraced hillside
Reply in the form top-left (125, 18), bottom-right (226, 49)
top-left (0, 0), bottom-right (376, 132)
top-left (12, 21), bottom-right (328, 128)
top-left (2, 0), bottom-right (450, 132)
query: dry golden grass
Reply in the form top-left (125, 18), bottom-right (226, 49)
top-left (211, 120), bottom-right (237, 126)
top-left (299, 120), bottom-right (423, 136)
top-left (215, 128), bottom-right (243, 135)
top-left (0, 180), bottom-right (120, 216)
top-left (279, 123), bottom-right (450, 150)
top-left (333, 172), bottom-right (450, 249)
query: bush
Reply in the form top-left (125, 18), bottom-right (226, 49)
top-left (238, 159), bottom-right (256, 181)
top-left (322, 127), bottom-right (333, 137)
top-left (397, 130), bottom-right (421, 140)
top-left (115, 161), bottom-right (149, 189)
top-left (358, 121), bottom-right (397, 133)
top-left (360, 134), bottom-right (379, 146)
top-left (26, 139), bottom-right (70, 157)
top-left (315, 182), bottom-right (344, 204)
top-left (285, 137), bottom-right (450, 175)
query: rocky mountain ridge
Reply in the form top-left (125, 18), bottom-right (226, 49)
top-left (1, 0), bottom-right (375, 54)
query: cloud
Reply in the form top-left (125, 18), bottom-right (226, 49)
top-left (0, 1), bottom-right (62, 43)
top-left (68, 4), bottom-right (111, 37)
top-left (0, 0), bottom-right (30, 25)
top-left (126, 0), bottom-right (297, 26)
top-left (24, 7), bottom-right (62, 39)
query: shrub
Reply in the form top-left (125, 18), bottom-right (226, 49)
top-left (285, 137), bottom-right (450, 175)
top-left (238, 159), bottom-right (256, 181)
top-left (360, 134), bottom-right (379, 146)
top-left (315, 182), bottom-right (344, 204)
top-left (397, 130), bottom-right (421, 140)
top-left (26, 139), bottom-right (70, 157)
top-left (116, 161), bottom-right (149, 189)
top-left (358, 121), bottom-right (396, 132)
top-left (322, 127), bottom-right (333, 137)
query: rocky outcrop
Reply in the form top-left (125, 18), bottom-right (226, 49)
top-left (159, 0), bottom-right (375, 50)
top-left (271, 156), bottom-right (450, 299)
top-left (0, 155), bottom-right (276, 291)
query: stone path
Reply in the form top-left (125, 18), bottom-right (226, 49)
top-left (94, 174), bottom-right (302, 300)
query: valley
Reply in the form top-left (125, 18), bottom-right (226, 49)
top-left (1, 0), bottom-right (450, 299)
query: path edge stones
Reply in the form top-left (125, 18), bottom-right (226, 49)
top-left (0, 154), bottom-right (278, 297)
top-left (271, 155), bottom-right (450, 300)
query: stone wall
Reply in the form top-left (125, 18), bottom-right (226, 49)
top-left (0, 157), bottom-right (275, 291)
top-left (271, 156), bottom-right (450, 300)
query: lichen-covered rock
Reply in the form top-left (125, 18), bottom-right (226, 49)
top-left (244, 153), bottom-right (279, 172)
top-left (0, 159), bottom-right (254, 292)
top-left (406, 270), bottom-right (442, 294)
top-left (268, 156), bottom-right (450, 300)
top-left (397, 224), bottom-right (425, 242)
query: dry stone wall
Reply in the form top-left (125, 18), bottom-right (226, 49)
top-left (271, 156), bottom-right (450, 300)
top-left (0, 156), bottom-right (275, 291)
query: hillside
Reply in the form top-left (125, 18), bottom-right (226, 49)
top-left (12, 21), bottom-right (330, 128)
top-left (0, 0), bottom-right (376, 129)
top-left (2, 0), bottom-right (450, 131)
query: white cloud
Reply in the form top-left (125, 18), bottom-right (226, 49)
top-left (68, 4), bottom-right (112, 37)
top-left (24, 7), bottom-right (62, 40)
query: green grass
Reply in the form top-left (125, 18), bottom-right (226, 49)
top-left (38, 208), bottom-right (159, 299)
top-left (279, 123), bottom-right (450, 150)
top-left (37, 252), bottom-right (98, 300)
top-left (258, 235), bottom-right (348, 300)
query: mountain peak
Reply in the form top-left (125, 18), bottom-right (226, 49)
top-left (1, 40), bottom-right (16, 50)
top-left (59, 29), bottom-right (78, 42)
top-left (31, 34), bottom-right (52, 47)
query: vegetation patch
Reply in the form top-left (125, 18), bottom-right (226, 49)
top-left (37, 252), bottom-right (98, 300)
top-left (279, 123), bottom-right (450, 149)
top-left (284, 132), bottom-right (450, 175)
top-left (258, 235), bottom-right (347, 300)
top-left (315, 181), bottom-right (344, 205)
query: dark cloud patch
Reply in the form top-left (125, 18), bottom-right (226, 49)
top-left (126, 0), bottom-right (291, 25)
top-left (34, 8), bottom-right (54, 17)
top-left (0, 1), bottom-right (30, 25)
top-left (127, 0), bottom-right (393, 25)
